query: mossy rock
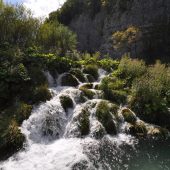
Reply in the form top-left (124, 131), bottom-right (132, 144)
top-left (91, 123), bottom-right (106, 139)
top-left (148, 127), bottom-right (169, 139)
top-left (83, 64), bottom-right (99, 80)
top-left (78, 109), bottom-right (90, 136)
top-left (96, 101), bottom-right (117, 135)
top-left (70, 68), bottom-right (86, 83)
top-left (33, 85), bottom-right (52, 103)
top-left (61, 73), bottom-right (79, 87)
top-left (129, 121), bottom-right (147, 136)
top-left (80, 83), bottom-right (93, 89)
top-left (122, 108), bottom-right (137, 124)
top-left (79, 87), bottom-right (95, 99)
top-left (0, 120), bottom-right (25, 160)
top-left (86, 74), bottom-right (95, 83)
top-left (60, 95), bottom-right (73, 112)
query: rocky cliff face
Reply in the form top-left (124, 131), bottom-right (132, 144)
top-left (66, 0), bottom-right (170, 60)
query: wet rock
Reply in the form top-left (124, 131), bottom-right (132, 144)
top-left (79, 83), bottom-right (93, 89)
top-left (78, 109), bottom-right (90, 136)
top-left (79, 87), bottom-right (95, 99)
top-left (91, 121), bottom-right (106, 139)
top-left (128, 121), bottom-right (147, 137)
top-left (60, 95), bottom-right (73, 112)
top-left (121, 108), bottom-right (137, 124)
top-left (86, 74), bottom-right (95, 83)
top-left (69, 68), bottom-right (86, 83)
top-left (147, 127), bottom-right (169, 139)
top-left (96, 101), bottom-right (117, 135)
top-left (61, 73), bottom-right (79, 87)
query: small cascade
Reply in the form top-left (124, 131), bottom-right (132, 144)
top-left (1, 69), bottom-right (169, 170)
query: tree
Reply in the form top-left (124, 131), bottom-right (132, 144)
top-left (37, 22), bottom-right (77, 56)
top-left (112, 26), bottom-right (141, 56)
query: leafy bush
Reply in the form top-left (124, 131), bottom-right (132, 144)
top-left (0, 119), bottom-right (25, 160)
top-left (130, 61), bottom-right (170, 127)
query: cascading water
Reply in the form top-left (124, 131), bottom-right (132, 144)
top-left (0, 69), bottom-right (170, 170)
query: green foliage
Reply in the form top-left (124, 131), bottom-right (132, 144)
top-left (0, 3), bottom-right (39, 47)
top-left (0, 119), bottom-right (25, 160)
top-left (130, 61), bottom-right (170, 127)
top-left (38, 22), bottom-right (77, 55)
top-left (113, 26), bottom-right (141, 53)
top-left (60, 95), bottom-right (73, 111)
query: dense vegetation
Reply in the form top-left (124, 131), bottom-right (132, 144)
top-left (0, 0), bottom-right (170, 161)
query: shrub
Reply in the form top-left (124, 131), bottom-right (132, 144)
top-left (60, 95), bottom-right (73, 111)
top-left (117, 56), bottom-right (146, 85)
top-left (16, 103), bottom-right (32, 124)
top-left (0, 119), bottom-right (25, 160)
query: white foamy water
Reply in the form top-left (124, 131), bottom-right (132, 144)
top-left (0, 70), bottom-right (137, 170)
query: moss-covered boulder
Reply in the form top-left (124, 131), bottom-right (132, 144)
top-left (96, 101), bottom-right (117, 135)
top-left (78, 109), bottom-right (90, 136)
top-left (80, 83), bottom-right (93, 89)
top-left (33, 85), bottom-right (52, 103)
top-left (83, 64), bottom-right (99, 80)
top-left (121, 108), bottom-right (137, 124)
top-left (69, 68), bottom-right (86, 83)
top-left (86, 74), bottom-right (95, 83)
top-left (0, 119), bottom-right (25, 160)
top-left (128, 121), bottom-right (147, 136)
top-left (147, 127), bottom-right (169, 139)
top-left (79, 87), bottom-right (95, 99)
top-left (91, 121), bottom-right (106, 139)
top-left (60, 95), bottom-right (73, 112)
top-left (61, 73), bottom-right (79, 86)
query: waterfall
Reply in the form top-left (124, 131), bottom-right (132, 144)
top-left (0, 69), bottom-right (149, 170)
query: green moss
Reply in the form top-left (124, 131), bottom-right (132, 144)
top-left (103, 89), bottom-right (127, 104)
top-left (33, 85), bottom-right (52, 103)
top-left (70, 68), bottom-right (86, 83)
top-left (129, 121), bottom-right (147, 136)
top-left (79, 109), bottom-right (90, 136)
top-left (60, 95), bottom-right (73, 111)
top-left (83, 64), bottom-right (99, 80)
top-left (79, 87), bottom-right (95, 99)
top-left (61, 73), bottom-right (79, 86)
top-left (96, 101), bottom-right (117, 135)
top-left (80, 83), bottom-right (93, 89)
top-left (122, 108), bottom-right (137, 124)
